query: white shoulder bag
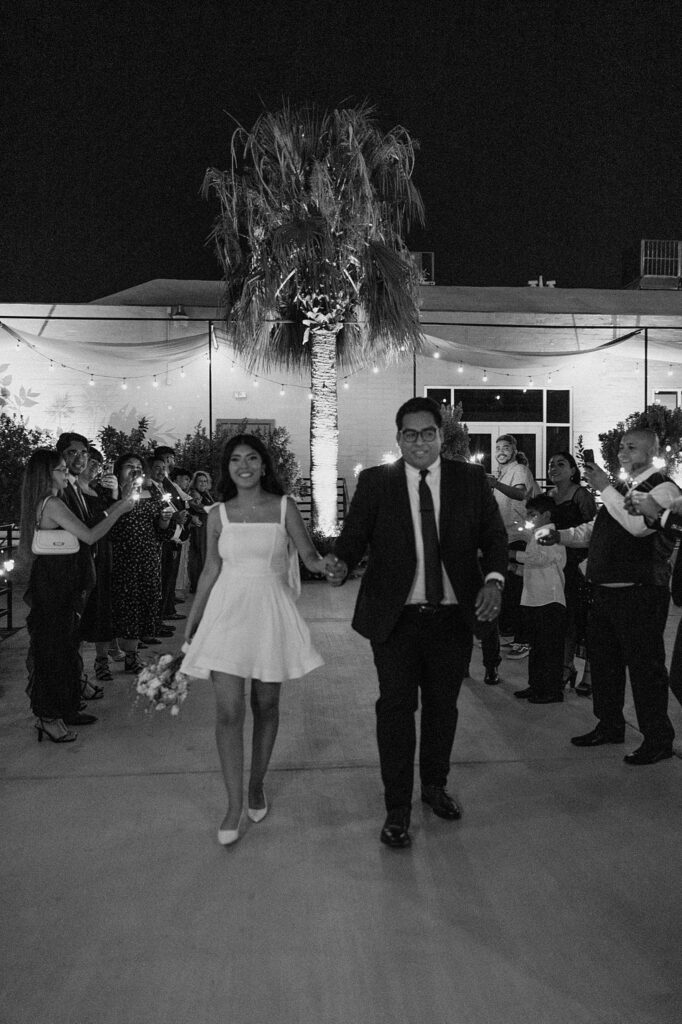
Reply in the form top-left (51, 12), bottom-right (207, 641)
top-left (31, 496), bottom-right (80, 555)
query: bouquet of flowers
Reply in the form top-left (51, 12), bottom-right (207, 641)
top-left (135, 648), bottom-right (189, 715)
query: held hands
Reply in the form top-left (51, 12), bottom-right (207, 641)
top-left (624, 491), bottom-right (663, 520)
top-left (100, 473), bottom-right (119, 497)
top-left (323, 554), bottom-right (348, 586)
top-left (475, 581), bottom-right (502, 622)
top-left (581, 462), bottom-right (610, 492)
top-left (537, 528), bottom-right (560, 546)
top-left (158, 505), bottom-right (174, 528)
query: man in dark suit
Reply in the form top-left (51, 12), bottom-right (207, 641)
top-left (325, 397), bottom-right (508, 849)
top-left (624, 489), bottom-right (682, 709)
top-left (153, 446), bottom-right (190, 622)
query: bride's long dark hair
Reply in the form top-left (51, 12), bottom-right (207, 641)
top-left (18, 448), bottom-right (61, 561)
top-left (217, 434), bottom-right (284, 501)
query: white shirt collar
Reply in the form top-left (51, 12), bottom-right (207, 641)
top-left (404, 456), bottom-right (441, 480)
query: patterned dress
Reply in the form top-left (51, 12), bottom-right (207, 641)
top-left (109, 493), bottom-right (166, 639)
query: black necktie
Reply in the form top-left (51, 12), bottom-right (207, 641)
top-left (419, 469), bottom-right (443, 606)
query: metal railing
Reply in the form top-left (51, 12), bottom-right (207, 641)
top-left (0, 523), bottom-right (16, 632)
top-left (296, 478), bottom-right (348, 527)
top-left (640, 239), bottom-right (682, 279)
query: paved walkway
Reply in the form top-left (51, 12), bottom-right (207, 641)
top-left (1, 580), bottom-right (681, 1024)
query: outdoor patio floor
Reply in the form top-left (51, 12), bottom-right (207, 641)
top-left (1, 578), bottom-right (681, 1024)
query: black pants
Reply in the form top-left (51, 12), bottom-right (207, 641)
top-left (160, 542), bottom-right (181, 618)
top-left (370, 605), bottom-right (470, 811)
top-left (523, 602), bottom-right (566, 698)
top-left (587, 585), bottom-right (674, 748)
top-left (669, 617), bottom-right (682, 708)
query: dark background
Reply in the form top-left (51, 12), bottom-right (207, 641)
top-left (2, 0), bottom-right (681, 302)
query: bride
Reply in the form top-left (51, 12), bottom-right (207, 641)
top-left (182, 434), bottom-right (325, 845)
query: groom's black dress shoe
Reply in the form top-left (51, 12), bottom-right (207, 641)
top-left (571, 727), bottom-right (625, 747)
top-left (421, 785), bottom-right (462, 820)
top-left (380, 808), bottom-right (411, 848)
top-left (623, 744), bottom-right (674, 766)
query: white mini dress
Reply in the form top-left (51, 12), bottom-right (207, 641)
top-left (181, 497), bottom-right (323, 682)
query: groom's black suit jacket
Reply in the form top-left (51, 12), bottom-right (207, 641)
top-left (335, 458), bottom-right (508, 643)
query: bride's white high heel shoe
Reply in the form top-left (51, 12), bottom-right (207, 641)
top-left (248, 789), bottom-right (268, 824)
top-left (218, 812), bottom-right (244, 846)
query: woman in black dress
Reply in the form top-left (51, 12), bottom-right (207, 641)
top-left (547, 451), bottom-right (597, 692)
top-left (19, 449), bottom-right (135, 743)
top-left (108, 452), bottom-right (174, 672)
top-left (78, 447), bottom-right (119, 682)
top-left (188, 470), bottom-right (215, 593)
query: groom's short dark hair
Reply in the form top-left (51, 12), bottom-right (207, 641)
top-left (395, 397), bottom-right (442, 430)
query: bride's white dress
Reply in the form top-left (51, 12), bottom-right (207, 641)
top-left (181, 497), bottom-right (323, 681)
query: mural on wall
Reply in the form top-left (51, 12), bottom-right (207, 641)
top-left (0, 363), bottom-right (40, 416)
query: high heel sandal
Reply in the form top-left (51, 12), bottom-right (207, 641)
top-left (218, 812), bottom-right (245, 846)
top-left (124, 652), bottom-right (145, 674)
top-left (248, 789), bottom-right (268, 823)
top-left (81, 675), bottom-right (104, 700)
top-left (35, 718), bottom-right (77, 744)
top-left (94, 656), bottom-right (113, 682)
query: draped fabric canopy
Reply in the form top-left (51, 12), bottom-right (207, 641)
top-left (1, 283), bottom-right (681, 376)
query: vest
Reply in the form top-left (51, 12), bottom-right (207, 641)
top-left (587, 472), bottom-right (674, 587)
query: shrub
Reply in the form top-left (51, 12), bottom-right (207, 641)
top-left (0, 413), bottom-right (54, 524)
top-left (440, 402), bottom-right (470, 460)
top-left (598, 405), bottom-right (682, 478)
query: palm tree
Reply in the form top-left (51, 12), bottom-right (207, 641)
top-left (203, 102), bottom-right (425, 533)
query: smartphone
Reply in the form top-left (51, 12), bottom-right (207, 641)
top-left (582, 449), bottom-right (595, 464)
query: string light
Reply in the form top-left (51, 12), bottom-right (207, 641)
top-left (49, 359), bottom-right (55, 371)
top-left (308, 391), bottom-right (314, 400)
top-left (668, 365), bottom-right (673, 376)
top-left (547, 373), bottom-right (553, 384)
top-left (372, 365), bottom-right (379, 374)
top-left (15, 341), bottom-right (20, 350)
top-left (343, 379), bottom-right (350, 389)
top-left (89, 373), bottom-right (95, 386)
top-left (121, 378), bottom-right (128, 390)
top-left (279, 385), bottom-right (286, 396)
top-left (482, 369), bottom-right (488, 382)
top-left (433, 351), bottom-right (440, 359)
top-left (528, 376), bottom-right (534, 387)
top-left (253, 376), bottom-right (259, 386)
top-left (180, 366), bottom-right (186, 378)
top-left (152, 375), bottom-right (159, 388)
top-left (457, 362), bottom-right (464, 374)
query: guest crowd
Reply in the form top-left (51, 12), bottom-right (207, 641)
top-left (15, 402), bottom-right (682, 849)
top-left (19, 433), bottom-right (214, 743)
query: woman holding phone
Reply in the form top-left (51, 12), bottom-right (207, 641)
top-left (108, 453), bottom-right (174, 673)
top-left (546, 450), bottom-right (597, 691)
top-left (19, 448), bottom-right (135, 743)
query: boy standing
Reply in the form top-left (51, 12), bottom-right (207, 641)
top-left (512, 494), bottom-right (566, 704)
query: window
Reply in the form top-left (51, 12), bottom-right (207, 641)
top-left (654, 391), bottom-right (679, 410)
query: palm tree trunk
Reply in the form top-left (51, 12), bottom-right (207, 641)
top-left (310, 329), bottom-right (339, 535)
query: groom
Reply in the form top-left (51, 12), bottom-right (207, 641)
top-left (325, 397), bottom-right (507, 848)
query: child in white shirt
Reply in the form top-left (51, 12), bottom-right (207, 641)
top-left (511, 494), bottom-right (567, 703)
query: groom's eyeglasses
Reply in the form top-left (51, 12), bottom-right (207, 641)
top-left (399, 427), bottom-right (438, 443)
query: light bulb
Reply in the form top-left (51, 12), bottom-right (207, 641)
top-left (433, 352), bottom-right (440, 359)
top-left (343, 380), bottom-right (349, 390)
top-left (180, 366), bottom-right (186, 378)
top-left (372, 365), bottom-right (379, 374)
top-left (89, 374), bottom-right (95, 386)
top-left (457, 362), bottom-right (464, 373)
top-left (121, 379), bottom-right (128, 390)
top-left (482, 370), bottom-right (488, 382)
top-left (279, 386), bottom-right (285, 396)
top-left (152, 375), bottom-right (159, 388)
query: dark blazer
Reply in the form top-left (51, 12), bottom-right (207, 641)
top-left (335, 458), bottom-right (508, 643)
top-left (657, 510), bottom-right (682, 606)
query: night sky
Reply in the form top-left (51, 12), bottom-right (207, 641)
top-left (3, 0), bottom-right (681, 303)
